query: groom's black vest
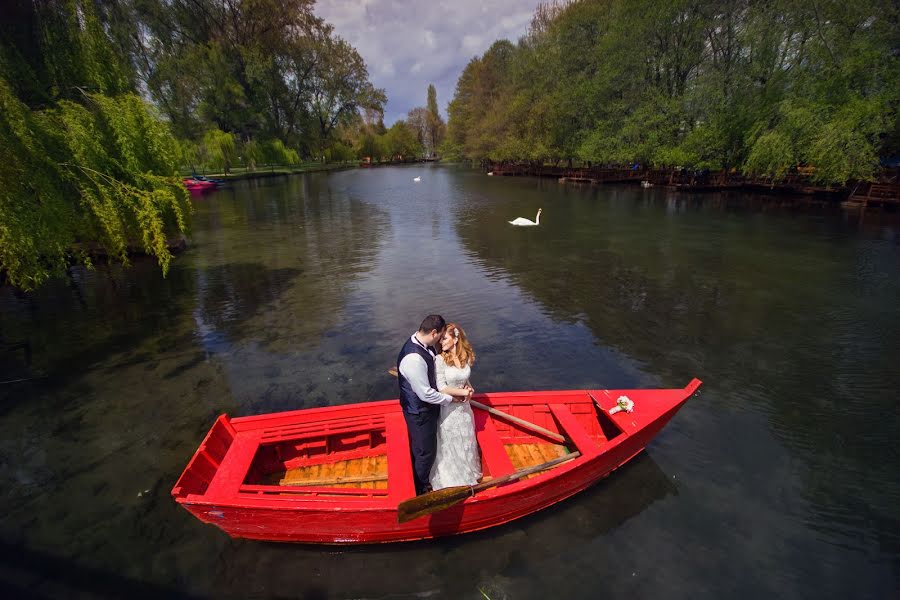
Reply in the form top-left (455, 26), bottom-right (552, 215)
top-left (397, 337), bottom-right (440, 415)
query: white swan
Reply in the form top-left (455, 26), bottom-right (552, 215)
top-left (413, 176), bottom-right (421, 182)
top-left (487, 172), bottom-right (494, 176)
top-left (509, 208), bottom-right (542, 226)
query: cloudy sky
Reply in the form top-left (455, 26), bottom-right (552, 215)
top-left (315, 0), bottom-right (539, 125)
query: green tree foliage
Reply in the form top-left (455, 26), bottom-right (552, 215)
top-left (263, 139), bottom-right (299, 167)
top-left (202, 128), bottom-right (237, 175)
top-left (241, 139), bottom-right (261, 171)
top-left (0, 0), bottom-right (189, 290)
top-left (425, 84), bottom-right (446, 156)
top-left (121, 0), bottom-right (384, 161)
top-left (405, 85), bottom-right (447, 158)
top-left (445, 0), bottom-right (900, 184)
top-left (406, 107), bottom-right (429, 155)
top-left (308, 36), bottom-right (387, 156)
top-left (382, 121), bottom-right (422, 160)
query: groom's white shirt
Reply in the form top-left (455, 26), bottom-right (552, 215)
top-left (399, 334), bottom-right (453, 406)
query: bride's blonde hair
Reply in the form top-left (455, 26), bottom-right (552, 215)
top-left (443, 322), bottom-right (475, 367)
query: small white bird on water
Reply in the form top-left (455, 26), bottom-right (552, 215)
top-left (509, 208), bottom-right (542, 226)
top-left (413, 176), bottom-right (421, 182)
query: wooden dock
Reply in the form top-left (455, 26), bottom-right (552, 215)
top-left (844, 183), bottom-right (900, 209)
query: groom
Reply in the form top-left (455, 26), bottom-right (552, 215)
top-left (397, 314), bottom-right (456, 495)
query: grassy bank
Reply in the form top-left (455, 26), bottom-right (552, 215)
top-left (181, 161), bottom-right (358, 180)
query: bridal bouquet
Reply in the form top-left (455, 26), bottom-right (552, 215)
top-left (608, 395), bottom-right (634, 415)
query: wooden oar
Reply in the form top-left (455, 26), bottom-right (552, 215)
top-left (387, 368), bottom-right (566, 444)
top-left (468, 400), bottom-right (565, 444)
top-left (397, 451), bottom-right (581, 523)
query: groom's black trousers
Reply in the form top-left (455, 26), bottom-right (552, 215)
top-left (402, 407), bottom-right (439, 495)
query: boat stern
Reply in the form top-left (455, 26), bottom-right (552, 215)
top-left (172, 414), bottom-right (236, 503)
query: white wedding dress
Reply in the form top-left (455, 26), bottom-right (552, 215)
top-left (429, 355), bottom-right (482, 490)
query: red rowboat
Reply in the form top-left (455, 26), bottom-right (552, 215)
top-left (182, 178), bottom-right (217, 192)
top-left (172, 379), bottom-right (701, 544)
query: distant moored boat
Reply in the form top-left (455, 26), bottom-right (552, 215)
top-left (183, 178), bottom-right (218, 192)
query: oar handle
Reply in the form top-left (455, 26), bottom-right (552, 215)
top-left (469, 400), bottom-right (566, 444)
top-left (388, 367), bottom-right (567, 445)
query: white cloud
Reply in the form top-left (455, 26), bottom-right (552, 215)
top-left (315, 0), bottom-right (540, 124)
top-left (423, 30), bottom-right (436, 49)
top-left (379, 61), bottom-right (395, 77)
top-left (461, 34), bottom-right (483, 55)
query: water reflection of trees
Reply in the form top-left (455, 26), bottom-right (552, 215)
top-left (0, 174), bottom-right (388, 388)
top-left (191, 175), bottom-right (389, 353)
top-left (455, 183), bottom-right (900, 575)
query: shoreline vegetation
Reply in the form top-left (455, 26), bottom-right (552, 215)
top-left (182, 156), bottom-right (439, 181)
top-left (442, 1), bottom-right (899, 194)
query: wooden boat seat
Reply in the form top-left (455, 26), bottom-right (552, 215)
top-left (384, 412), bottom-right (416, 500)
top-left (474, 409), bottom-right (516, 478)
top-left (205, 430), bottom-right (264, 498)
top-left (548, 404), bottom-right (602, 457)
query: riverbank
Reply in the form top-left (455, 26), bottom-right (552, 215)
top-left (183, 162), bottom-right (357, 181)
top-left (185, 157), bottom-right (443, 182)
top-left (488, 163), bottom-right (900, 207)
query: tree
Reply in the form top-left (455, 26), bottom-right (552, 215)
top-left (308, 35), bottom-right (386, 157)
top-left (406, 107), bottom-right (429, 153)
top-left (426, 84), bottom-right (446, 156)
top-left (242, 139), bottom-right (262, 171)
top-left (202, 128), bottom-right (237, 174)
top-left (0, 0), bottom-right (189, 290)
top-left (382, 121), bottom-right (422, 161)
top-left (263, 139), bottom-right (299, 167)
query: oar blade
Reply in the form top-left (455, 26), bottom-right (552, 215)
top-left (397, 486), bottom-right (473, 523)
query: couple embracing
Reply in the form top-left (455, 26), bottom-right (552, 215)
top-left (397, 314), bottom-right (482, 495)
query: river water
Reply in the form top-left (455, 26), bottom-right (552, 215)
top-left (1, 166), bottom-right (898, 599)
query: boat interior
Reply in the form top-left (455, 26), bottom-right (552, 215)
top-left (242, 397), bottom-right (625, 496)
top-left (173, 395), bottom-right (626, 502)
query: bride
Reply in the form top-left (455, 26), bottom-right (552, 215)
top-left (430, 322), bottom-right (482, 490)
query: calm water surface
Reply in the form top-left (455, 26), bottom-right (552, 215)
top-left (1, 166), bottom-right (898, 599)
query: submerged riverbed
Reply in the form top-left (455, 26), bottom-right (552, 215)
top-left (1, 166), bottom-right (898, 599)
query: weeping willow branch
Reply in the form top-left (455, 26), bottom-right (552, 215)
top-left (0, 77), bottom-right (191, 290)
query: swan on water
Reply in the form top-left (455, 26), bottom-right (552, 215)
top-left (413, 176), bottom-right (421, 182)
top-left (487, 172), bottom-right (494, 176)
top-left (509, 208), bottom-right (542, 226)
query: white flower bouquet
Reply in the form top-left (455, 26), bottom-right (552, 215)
top-left (608, 395), bottom-right (634, 415)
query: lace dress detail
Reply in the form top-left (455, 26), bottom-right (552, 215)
top-left (429, 355), bottom-right (482, 490)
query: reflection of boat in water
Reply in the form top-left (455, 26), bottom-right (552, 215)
top-left (172, 379), bottom-right (700, 544)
